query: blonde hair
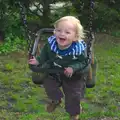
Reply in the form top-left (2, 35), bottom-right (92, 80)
top-left (54, 16), bottom-right (85, 41)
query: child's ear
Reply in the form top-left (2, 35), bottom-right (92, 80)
top-left (53, 29), bottom-right (56, 35)
top-left (74, 34), bottom-right (78, 41)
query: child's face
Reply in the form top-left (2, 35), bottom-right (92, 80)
top-left (55, 20), bottom-right (77, 49)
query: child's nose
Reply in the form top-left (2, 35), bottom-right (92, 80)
top-left (60, 31), bottom-right (65, 36)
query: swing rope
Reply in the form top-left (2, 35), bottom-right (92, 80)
top-left (18, 1), bottom-right (36, 57)
top-left (87, 0), bottom-right (95, 64)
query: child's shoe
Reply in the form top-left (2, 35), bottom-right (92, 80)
top-left (70, 114), bottom-right (80, 120)
top-left (46, 100), bottom-right (61, 113)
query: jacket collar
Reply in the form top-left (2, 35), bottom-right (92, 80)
top-left (48, 35), bottom-right (86, 56)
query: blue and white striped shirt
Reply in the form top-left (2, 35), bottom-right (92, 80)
top-left (48, 36), bottom-right (86, 56)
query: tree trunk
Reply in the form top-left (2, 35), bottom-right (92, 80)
top-left (41, 0), bottom-right (51, 28)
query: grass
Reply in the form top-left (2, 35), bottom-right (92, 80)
top-left (0, 34), bottom-right (120, 120)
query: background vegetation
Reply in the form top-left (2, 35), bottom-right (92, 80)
top-left (0, 0), bottom-right (120, 53)
top-left (0, 0), bottom-right (120, 120)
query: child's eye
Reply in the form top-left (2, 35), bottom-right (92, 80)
top-left (56, 29), bottom-right (61, 32)
top-left (66, 31), bottom-right (70, 34)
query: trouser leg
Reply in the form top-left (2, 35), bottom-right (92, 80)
top-left (43, 75), bottom-right (63, 101)
top-left (62, 74), bottom-right (86, 116)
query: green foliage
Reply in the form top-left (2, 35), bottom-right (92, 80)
top-left (111, 30), bottom-right (120, 37)
top-left (50, 3), bottom-right (77, 25)
top-left (95, 2), bottom-right (120, 32)
top-left (4, 63), bottom-right (13, 71)
top-left (0, 0), bottom-right (120, 53)
top-left (0, 34), bottom-right (27, 54)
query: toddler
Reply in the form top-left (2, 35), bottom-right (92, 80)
top-left (29, 16), bottom-right (89, 120)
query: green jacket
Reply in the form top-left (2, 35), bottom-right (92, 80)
top-left (36, 42), bottom-right (89, 73)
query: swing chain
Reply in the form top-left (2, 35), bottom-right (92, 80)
top-left (18, 1), bottom-right (37, 55)
top-left (87, 0), bottom-right (95, 64)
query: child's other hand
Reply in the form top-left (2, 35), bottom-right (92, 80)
top-left (64, 67), bottom-right (73, 77)
top-left (28, 56), bottom-right (39, 65)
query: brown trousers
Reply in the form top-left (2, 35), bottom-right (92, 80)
top-left (43, 73), bottom-right (86, 116)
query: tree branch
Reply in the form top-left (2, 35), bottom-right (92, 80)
top-left (28, 8), bottom-right (41, 18)
top-left (33, 2), bottom-right (43, 14)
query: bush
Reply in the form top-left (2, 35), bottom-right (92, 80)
top-left (0, 34), bottom-right (27, 54)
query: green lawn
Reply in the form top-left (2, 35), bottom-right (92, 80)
top-left (0, 35), bottom-right (120, 120)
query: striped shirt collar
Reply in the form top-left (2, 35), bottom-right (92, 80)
top-left (48, 35), bottom-right (86, 56)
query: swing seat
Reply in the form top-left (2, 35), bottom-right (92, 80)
top-left (18, 0), bottom-right (96, 87)
top-left (31, 59), bottom-right (97, 88)
top-left (30, 28), bottom-right (97, 88)
top-left (86, 58), bottom-right (97, 88)
top-left (32, 72), bottom-right (47, 84)
top-left (31, 62), bottom-right (51, 84)
top-left (30, 62), bottom-right (90, 85)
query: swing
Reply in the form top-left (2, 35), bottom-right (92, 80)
top-left (18, 0), bottom-right (97, 88)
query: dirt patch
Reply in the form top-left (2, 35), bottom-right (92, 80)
top-left (95, 33), bottom-right (120, 44)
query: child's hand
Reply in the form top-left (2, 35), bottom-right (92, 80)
top-left (28, 56), bottom-right (39, 65)
top-left (64, 67), bottom-right (73, 77)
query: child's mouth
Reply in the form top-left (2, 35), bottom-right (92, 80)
top-left (59, 38), bottom-right (66, 42)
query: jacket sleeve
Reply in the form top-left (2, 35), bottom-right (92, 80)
top-left (68, 50), bottom-right (89, 73)
top-left (36, 43), bottom-right (48, 65)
